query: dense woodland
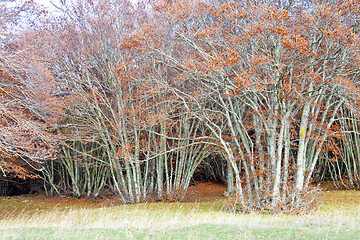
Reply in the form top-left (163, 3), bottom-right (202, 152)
top-left (1, 0), bottom-right (360, 213)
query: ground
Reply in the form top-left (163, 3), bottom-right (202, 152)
top-left (185, 182), bottom-right (226, 202)
top-left (0, 182), bottom-right (227, 218)
top-left (0, 182), bottom-right (360, 239)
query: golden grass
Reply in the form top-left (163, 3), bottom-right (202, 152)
top-left (1, 189), bottom-right (360, 239)
top-left (317, 190), bottom-right (360, 215)
top-left (0, 190), bottom-right (359, 230)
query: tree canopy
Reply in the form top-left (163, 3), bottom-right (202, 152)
top-left (1, 0), bottom-right (360, 213)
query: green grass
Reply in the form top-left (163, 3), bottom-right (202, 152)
top-left (1, 224), bottom-right (360, 240)
top-left (0, 190), bottom-right (360, 239)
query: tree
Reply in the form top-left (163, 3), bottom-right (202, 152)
top-left (0, 0), bottom-right (60, 184)
top-left (121, 0), bottom-right (360, 211)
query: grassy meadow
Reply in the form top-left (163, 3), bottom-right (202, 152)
top-left (0, 187), bottom-right (359, 239)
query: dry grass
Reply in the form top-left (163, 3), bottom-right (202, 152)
top-left (0, 186), bottom-right (360, 239)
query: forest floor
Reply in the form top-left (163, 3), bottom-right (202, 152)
top-left (0, 182), bottom-right (359, 239)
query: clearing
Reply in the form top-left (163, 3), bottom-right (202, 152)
top-left (0, 182), bottom-right (359, 239)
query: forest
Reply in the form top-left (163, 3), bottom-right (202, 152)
top-left (1, 0), bottom-right (360, 215)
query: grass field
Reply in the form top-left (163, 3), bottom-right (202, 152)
top-left (0, 188), bottom-right (359, 239)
